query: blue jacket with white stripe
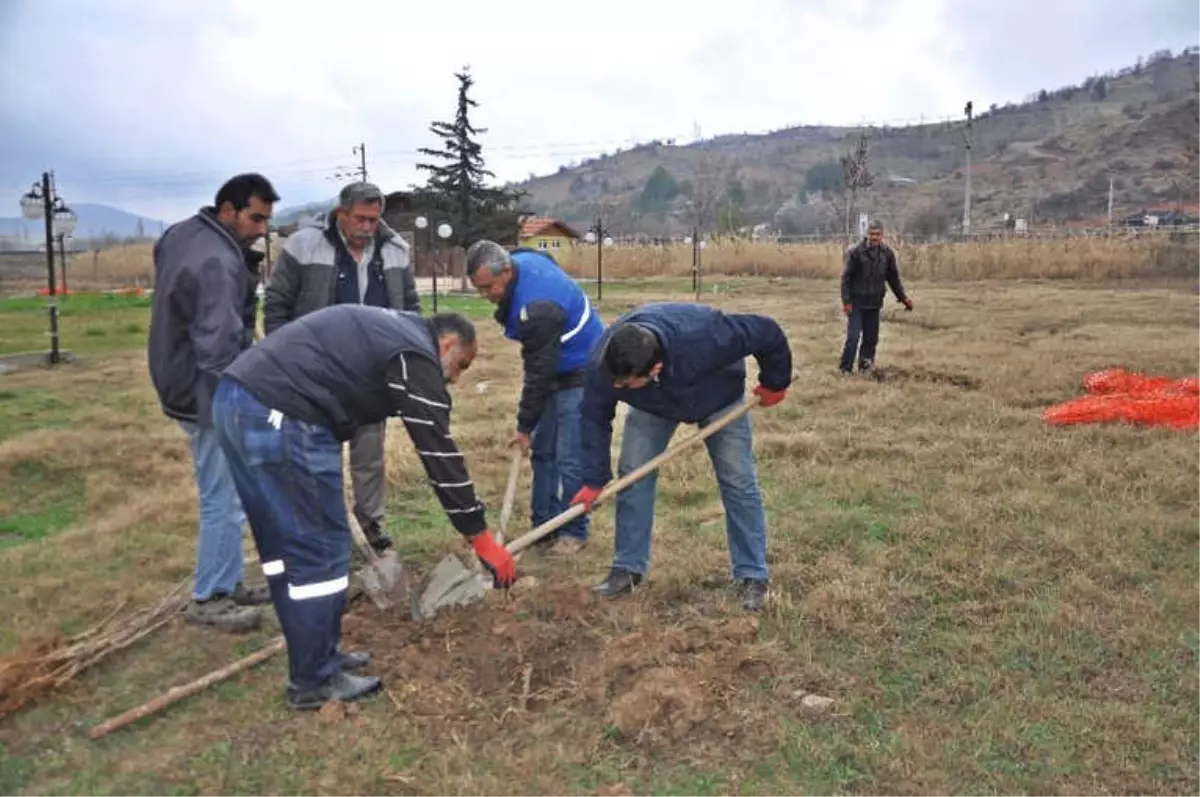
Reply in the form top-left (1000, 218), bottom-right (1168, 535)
top-left (494, 248), bottom-right (606, 433)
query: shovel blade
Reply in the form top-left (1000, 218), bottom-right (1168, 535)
top-left (358, 550), bottom-right (411, 612)
top-left (415, 553), bottom-right (492, 621)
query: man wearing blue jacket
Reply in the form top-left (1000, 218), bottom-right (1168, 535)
top-left (465, 240), bottom-right (606, 556)
top-left (569, 302), bottom-right (792, 612)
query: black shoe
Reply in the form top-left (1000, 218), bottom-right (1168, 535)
top-left (362, 521), bottom-right (393, 554)
top-left (740, 579), bottom-right (768, 612)
top-left (592, 567), bottom-right (643, 599)
top-left (339, 650), bottom-right (371, 672)
top-left (286, 671), bottom-right (382, 711)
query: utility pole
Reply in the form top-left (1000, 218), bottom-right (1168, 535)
top-left (1107, 176), bottom-right (1115, 234)
top-left (353, 143), bottom-right (368, 182)
top-left (332, 143), bottom-right (369, 184)
top-left (962, 101), bottom-right (974, 238)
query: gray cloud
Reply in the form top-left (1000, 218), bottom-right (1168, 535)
top-left (1, 0), bottom-right (1194, 223)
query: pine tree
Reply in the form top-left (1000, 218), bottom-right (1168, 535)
top-left (415, 67), bottom-right (524, 245)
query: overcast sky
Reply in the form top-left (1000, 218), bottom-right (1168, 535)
top-left (1, 0), bottom-right (1196, 223)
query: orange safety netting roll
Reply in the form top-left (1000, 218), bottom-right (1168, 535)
top-left (1042, 368), bottom-right (1200, 430)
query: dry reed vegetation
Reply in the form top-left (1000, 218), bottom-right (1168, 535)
top-left (0, 278), bottom-right (1196, 795)
top-left (80, 234), bottom-right (1199, 289)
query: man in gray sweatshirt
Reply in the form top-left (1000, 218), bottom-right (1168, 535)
top-left (147, 173), bottom-right (280, 632)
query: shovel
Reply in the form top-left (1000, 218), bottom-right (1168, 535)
top-left (348, 512), bottom-right (411, 611)
top-left (413, 395), bottom-right (762, 621)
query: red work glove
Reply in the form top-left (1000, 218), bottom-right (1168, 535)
top-left (842, 304), bottom-right (853, 315)
top-left (902, 298), bottom-right (913, 311)
top-left (753, 384), bottom-right (787, 408)
top-left (469, 530), bottom-right (517, 588)
top-left (569, 485), bottom-right (604, 512)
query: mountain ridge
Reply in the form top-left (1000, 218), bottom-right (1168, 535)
top-left (511, 48), bottom-right (1200, 237)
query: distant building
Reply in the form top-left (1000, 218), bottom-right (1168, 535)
top-left (518, 216), bottom-right (582, 253)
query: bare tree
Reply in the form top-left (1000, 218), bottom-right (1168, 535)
top-left (687, 147), bottom-right (728, 235)
top-left (838, 132), bottom-right (876, 242)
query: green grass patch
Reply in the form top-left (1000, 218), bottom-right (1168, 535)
top-left (0, 293), bottom-right (152, 355)
top-left (0, 458), bottom-right (85, 546)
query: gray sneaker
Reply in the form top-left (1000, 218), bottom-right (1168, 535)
top-left (184, 595), bottom-right (262, 632)
top-left (232, 581), bottom-right (271, 606)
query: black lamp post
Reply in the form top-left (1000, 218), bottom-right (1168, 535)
top-left (414, 215), bottom-right (454, 312)
top-left (583, 217), bottom-right (613, 300)
top-left (19, 172), bottom-right (76, 364)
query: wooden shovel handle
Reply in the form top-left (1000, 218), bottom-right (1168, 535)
top-left (504, 395), bottom-right (761, 556)
top-left (496, 448), bottom-right (523, 546)
top-left (88, 637), bottom-right (286, 740)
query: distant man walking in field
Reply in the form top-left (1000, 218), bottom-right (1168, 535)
top-left (465, 241), bottom-right (606, 557)
top-left (263, 182), bottom-right (421, 555)
top-left (569, 302), bottom-right (792, 612)
top-left (147, 172), bottom-right (280, 632)
top-left (211, 304), bottom-right (517, 710)
top-left (839, 220), bottom-right (912, 374)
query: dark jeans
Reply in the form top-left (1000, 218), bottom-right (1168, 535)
top-left (839, 307), bottom-right (881, 372)
top-left (530, 386), bottom-right (589, 541)
top-left (212, 377), bottom-right (351, 690)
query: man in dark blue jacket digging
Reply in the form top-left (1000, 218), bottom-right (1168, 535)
top-left (569, 302), bottom-right (793, 612)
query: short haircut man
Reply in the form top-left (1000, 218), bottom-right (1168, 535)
top-left (465, 239), bottom-right (607, 557)
top-left (839, 219), bottom-right (912, 374)
top-left (263, 181), bottom-right (421, 554)
top-left (570, 302), bottom-right (793, 612)
top-left (147, 173), bottom-right (280, 632)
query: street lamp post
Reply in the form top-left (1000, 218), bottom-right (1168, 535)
top-left (683, 229), bottom-right (707, 300)
top-left (19, 172), bottom-right (76, 364)
top-left (414, 215), bottom-right (454, 312)
top-left (583, 217), bottom-right (614, 301)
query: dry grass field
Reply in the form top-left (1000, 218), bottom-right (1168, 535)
top-left (0, 272), bottom-right (1197, 795)
top-left (3, 234), bottom-right (1193, 296)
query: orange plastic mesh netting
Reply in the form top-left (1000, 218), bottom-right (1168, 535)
top-left (1042, 368), bottom-right (1200, 430)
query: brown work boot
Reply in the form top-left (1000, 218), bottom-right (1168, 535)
top-left (184, 595), bottom-right (262, 633)
top-left (545, 536), bottom-right (587, 557)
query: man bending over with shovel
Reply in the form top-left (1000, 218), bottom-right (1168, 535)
top-left (211, 304), bottom-right (517, 710)
top-left (570, 302), bottom-right (792, 612)
top-left (465, 240), bottom-right (607, 557)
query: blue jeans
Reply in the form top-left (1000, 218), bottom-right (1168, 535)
top-left (839, 307), bottom-right (881, 372)
top-left (177, 419), bottom-right (247, 601)
top-left (530, 386), bottom-right (589, 541)
top-left (212, 377), bottom-right (352, 690)
top-left (613, 400), bottom-right (769, 581)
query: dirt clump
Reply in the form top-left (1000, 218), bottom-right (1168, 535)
top-left (342, 580), bottom-right (793, 754)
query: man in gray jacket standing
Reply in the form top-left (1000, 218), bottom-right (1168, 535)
top-left (263, 182), bottom-right (421, 554)
top-left (147, 173), bottom-right (280, 631)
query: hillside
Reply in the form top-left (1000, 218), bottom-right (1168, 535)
top-left (513, 49), bottom-right (1200, 237)
top-left (0, 203), bottom-right (166, 244)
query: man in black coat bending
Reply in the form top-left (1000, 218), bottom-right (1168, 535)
top-left (211, 305), bottom-right (517, 711)
top-left (839, 221), bottom-right (913, 374)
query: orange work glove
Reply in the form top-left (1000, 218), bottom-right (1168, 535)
top-left (843, 304), bottom-right (853, 315)
top-left (753, 384), bottom-right (787, 408)
top-left (569, 485), bottom-right (604, 512)
top-left (469, 530), bottom-right (517, 588)
top-left (902, 298), bottom-right (914, 311)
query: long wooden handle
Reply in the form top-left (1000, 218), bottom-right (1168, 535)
top-left (88, 637), bottom-right (286, 740)
top-left (504, 396), bottom-right (761, 556)
top-left (496, 448), bottom-right (522, 546)
top-left (347, 512), bottom-right (379, 564)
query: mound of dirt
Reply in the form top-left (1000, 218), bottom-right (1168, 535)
top-left (341, 581), bottom-right (794, 754)
top-left (868, 364), bottom-right (981, 390)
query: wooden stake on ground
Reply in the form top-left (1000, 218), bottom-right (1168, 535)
top-left (88, 636), bottom-right (285, 740)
